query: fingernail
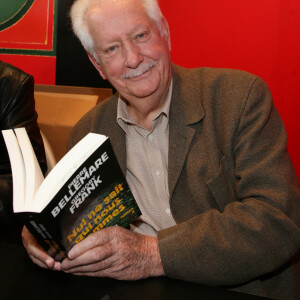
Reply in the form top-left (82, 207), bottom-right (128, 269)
top-left (45, 258), bottom-right (53, 267)
top-left (68, 250), bottom-right (75, 260)
top-left (61, 262), bottom-right (68, 270)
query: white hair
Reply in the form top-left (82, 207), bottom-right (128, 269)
top-left (70, 0), bottom-right (164, 61)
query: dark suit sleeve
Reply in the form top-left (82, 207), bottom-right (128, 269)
top-left (0, 70), bottom-right (46, 238)
top-left (158, 76), bottom-right (300, 289)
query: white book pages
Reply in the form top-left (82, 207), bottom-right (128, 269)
top-left (15, 128), bottom-right (44, 211)
top-left (32, 133), bottom-right (108, 212)
top-left (2, 129), bottom-right (26, 212)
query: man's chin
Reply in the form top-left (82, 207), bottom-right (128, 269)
top-left (131, 87), bottom-right (158, 99)
top-left (123, 82), bottom-right (159, 99)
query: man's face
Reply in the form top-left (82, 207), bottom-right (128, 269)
top-left (86, 0), bottom-right (172, 103)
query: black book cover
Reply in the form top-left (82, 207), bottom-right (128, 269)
top-left (19, 138), bottom-right (141, 255)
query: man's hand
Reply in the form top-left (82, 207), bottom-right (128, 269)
top-left (21, 226), bottom-right (62, 271)
top-left (61, 226), bottom-right (165, 280)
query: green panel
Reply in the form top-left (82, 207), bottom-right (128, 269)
top-left (0, 0), bottom-right (34, 31)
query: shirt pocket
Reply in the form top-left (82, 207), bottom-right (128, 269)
top-left (205, 155), bottom-right (237, 212)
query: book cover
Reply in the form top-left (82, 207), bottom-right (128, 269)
top-left (2, 129), bottom-right (141, 255)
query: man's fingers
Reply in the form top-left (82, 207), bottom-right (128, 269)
top-left (53, 261), bottom-right (63, 271)
top-left (68, 228), bottom-right (111, 259)
top-left (63, 242), bottom-right (112, 270)
top-left (62, 227), bottom-right (165, 280)
top-left (27, 240), bottom-right (58, 269)
top-left (21, 226), bottom-right (61, 270)
top-left (63, 257), bottom-right (113, 274)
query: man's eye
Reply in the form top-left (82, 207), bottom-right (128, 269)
top-left (105, 46), bottom-right (119, 56)
top-left (136, 32), bottom-right (149, 40)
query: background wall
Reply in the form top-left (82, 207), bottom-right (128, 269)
top-left (0, 0), bottom-right (299, 178)
top-left (0, 0), bottom-right (58, 84)
top-left (55, 0), bottom-right (111, 89)
top-left (159, 0), bottom-right (300, 178)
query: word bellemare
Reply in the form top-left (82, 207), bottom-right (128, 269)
top-left (51, 152), bottom-right (109, 218)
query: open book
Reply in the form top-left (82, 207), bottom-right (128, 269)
top-left (2, 128), bottom-right (141, 255)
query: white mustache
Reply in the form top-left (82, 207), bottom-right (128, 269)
top-left (121, 60), bottom-right (157, 79)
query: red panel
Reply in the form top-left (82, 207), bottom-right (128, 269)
top-left (0, 54), bottom-right (56, 85)
top-left (0, 0), bottom-right (55, 51)
top-left (160, 0), bottom-right (300, 178)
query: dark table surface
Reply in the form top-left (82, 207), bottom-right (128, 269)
top-left (0, 238), bottom-right (269, 300)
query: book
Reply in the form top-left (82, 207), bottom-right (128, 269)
top-left (2, 128), bottom-right (141, 256)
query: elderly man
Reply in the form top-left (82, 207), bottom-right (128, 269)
top-left (22, 0), bottom-right (300, 299)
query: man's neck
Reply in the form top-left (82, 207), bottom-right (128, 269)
top-left (127, 101), bottom-right (162, 130)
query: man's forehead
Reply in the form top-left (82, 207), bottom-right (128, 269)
top-left (91, 18), bottom-right (155, 50)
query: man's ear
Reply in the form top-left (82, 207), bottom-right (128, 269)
top-left (160, 16), bottom-right (171, 51)
top-left (87, 52), bottom-right (107, 80)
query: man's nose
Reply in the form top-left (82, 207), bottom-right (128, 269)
top-left (124, 42), bottom-right (143, 68)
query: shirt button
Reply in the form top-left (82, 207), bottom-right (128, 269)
top-left (156, 170), bottom-right (160, 176)
top-left (166, 208), bottom-right (171, 215)
top-left (148, 134), bottom-right (153, 142)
